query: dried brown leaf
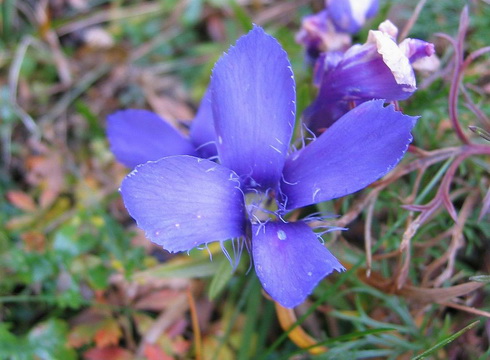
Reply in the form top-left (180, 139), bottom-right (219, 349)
top-left (69, 323), bottom-right (97, 348)
top-left (479, 185), bottom-right (490, 221)
top-left (143, 343), bottom-right (174, 360)
top-left (26, 151), bottom-right (65, 209)
top-left (142, 74), bottom-right (194, 125)
top-left (84, 346), bottom-right (133, 360)
top-left (21, 231), bottom-right (46, 252)
top-left (94, 318), bottom-right (122, 348)
top-left (5, 213), bottom-right (37, 231)
top-left (359, 269), bottom-right (484, 304)
top-left (134, 289), bottom-right (183, 311)
top-left (398, 282), bottom-right (484, 303)
top-left (136, 294), bottom-right (188, 356)
top-left (6, 190), bottom-right (37, 212)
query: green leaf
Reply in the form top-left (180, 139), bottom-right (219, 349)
top-left (237, 278), bottom-right (262, 360)
top-left (75, 100), bottom-right (104, 138)
top-left (208, 259), bottom-right (235, 300)
top-left (52, 223), bottom-right (97, 260)
top-left (28, 319), bottom-right (77, 360)
top-left (411, 320), bottom-right (480, 360)
top-left (182, 0), bottom-right (203, 25)
top-left (469, 125), bottom-right (490, 142)
top-left (52, 225), bottom-right (80, 257)
top-left (134, 256), bottom-right (220, 281)
top-left (0, 323), bottom-right (32, 359)
top-left (469, 275), bottom-right (490, 283)
top-left (87, 264), bottom-right (111, 290)
top-left (28, 253), bottom-right (57, 284)
top-left (55, 287), bottom-right (86, 310)
top-left (229, 0), bottom-right (253, 32)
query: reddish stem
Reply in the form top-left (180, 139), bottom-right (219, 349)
top-left (447, 7), bottom-right (470, 144)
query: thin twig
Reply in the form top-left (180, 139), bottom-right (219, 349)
top-left (8, 35), bottom-right (42, 137)
top-left (36, 0), bottom-right (72, 85)
top-left (55, 2), bottom-right (164, 36)
top-left (461, 86), bottom-right (490, 128)
top-left (136, 293), bottom-right (188, 356)
top-left (433, 192), bottom-right (478, 287)
top-left (274, 302), bottom-right (328, 355)
top-left (130, 27), bottom-right (182, 62)
top-left (399, 0), bottom-right (428, 42)
top-left (448, 7), bottom-right (470, 144)
top-left (479, 183), bottom-right (490, 221)
top-left (186, 287), bottom-right (202, 360)
top-left (439, 301), bottom-right (490, 318)
top-left (423, 192), bottom-right (479, 287)
top-left (38, 64), bottom-right (111, 125)
top-left (254, 0), bottom-right (312, 25)
top-left (364, 195), bottom-right (377, 277)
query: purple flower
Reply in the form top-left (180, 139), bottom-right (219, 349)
top-left (106, 90), bottom-right (216, 168)
top-left (305, 20), bottom-right (434, 133)
top-left (327, 0), bottom-right (379, 34)
top-left (399, 38), bottom-right (437, 64)
top-left (119, 26), bottom-right (417, 308)
top-left (296, 0), bottom-right (379, 64)
top-left (295, 10), bottom-right (351, 65)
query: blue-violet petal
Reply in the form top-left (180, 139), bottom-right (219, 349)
top-left (107, 109), bottom-right (196, 168)
top-left (190, 89), bottom-right (218, 158)
top-left (211, 25), bottom-right (295, 190)
top-left (281, 100), bottom-right (417, 210)
top-left (121, 156), bottom-right (246, 252)
top-left (328, 0), bottom-right (379, 34)
top-left (252, 221), bottom-right (345, 308)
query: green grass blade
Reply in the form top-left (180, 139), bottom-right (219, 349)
top-left (134, 257), bottom-right (220, 280)
top-left (411, 320), bottom-right (480, 360)
top-left (208, 259), bottom-right (235, 300)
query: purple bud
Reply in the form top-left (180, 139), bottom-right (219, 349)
top-left (327, 0), bottom-right (379, 34)
top-left (296, 10), bottom-right (351, 64)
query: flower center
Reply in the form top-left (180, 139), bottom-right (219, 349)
top-left (244, 188), bottom-right (280, 224)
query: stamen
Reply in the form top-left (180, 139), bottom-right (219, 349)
top-left (270, 144), bottom-right (282, 154)
top-left (220, 241), bottom-right (233, 266)
top-left (312, 188), bottom-right (321, 202)
top-left (314, 226), bottom-right (347, 242)
top-left (303, 211), bottom-right (338, 222)
top-left (207, 155), bottom-right (220, 162)
top-left (277, 213), bottom-right (287, 223)
top-left (300, 123), bottom-right (307, 149)
top-left (195, 140), bottom-right (217, 152)
top-left (218, 238), bottom-right (246, 270)
top-left (303, 123), bottom-right (317, 142)
top-left (206, 244), bottom-right (213, 261)
top-left (244, 239), bottom-right (254, 274)
top-left (232, 238), bottom-right (245, 269)
top-left (280, 192), bottom-right (289, 211)
top-left (281, 173), bottom-right (299, 186)
top-left (254, 219), bottom-right (269, 235)
top-left (234, 185), bottom-right (246, 198)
